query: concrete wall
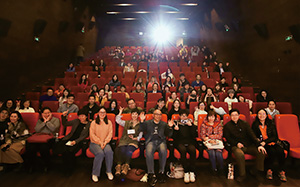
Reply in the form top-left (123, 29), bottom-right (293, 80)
top-left (199, 0), bottom-right (300, 115)
top-left (0, 0), bottom-right (97, 99)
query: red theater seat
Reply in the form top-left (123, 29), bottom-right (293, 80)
top-left (276, 102), bottom-right (292, 114)
top-left (232, 102), bottom-right (251, 124)
top-left (147, 93), bottom-right (162, 102)
top-left (174, 148), bottom-right (200, 159)
top-left (42, 101), bottom-right (59, 112)
top-left (26, 92), bottom-right (40, 100)
top-left (275, 115), bottom-right (300, 159)
top-left (21, 113), bottom-right (40, 133)
top-left (211, 102), bottom-right (229, 114)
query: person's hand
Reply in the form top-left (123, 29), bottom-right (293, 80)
top-left (86, 74), bottom-right (89, 78)
top-left (168, 119), bottom-right (175, 127)
top-left (119, 106), bottom-right (124, 115)
top-left (139, 112), bottom-right (146, 122)
top-left (204, 137), bottom-right (209, 141)
top-left (174, 125), bottom-right (179, 131)
top-left (47, 113), bottom-right (52, 122)
top-left (62, 110), bottom-right (69, 117)
top-left (43, 116), bottom-right (48, 122)
top-left (70, 141), bottom-right (76, 146)
top-left (128, 135), bottom-right (137, 140)
top-left (226, 62), bottom-right (230, 66)
top-left (103, 95), bottom-right (107, 99)
top-left (237, 143), bottom-right (244, 149)
top-left (260, 141), bottom-right (266, 146)
top-left (258, 146), bottom-right (267, 154)
top-left (210, 105), bottom-right (215, 110)
top-left (186, 120), bottom-right (193, 126)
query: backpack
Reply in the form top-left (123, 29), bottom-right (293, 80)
top-left (166, 162), bottom-right (184, 179)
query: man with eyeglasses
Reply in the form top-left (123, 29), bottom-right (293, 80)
top-left (123, 98), bottom-right (143, 114)
top-left (223, 109), bottom-right (266, 182)
top-left (139, 109), bottom-right (174, 186)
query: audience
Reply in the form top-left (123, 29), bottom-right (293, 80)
top-left (265, 100), bottom-right (280, 119)
top-left (78, 74), bottom-right (89, 91)
top-left (39, 88), bottom-right (57, 103)
top-left (58, 89), bottom-right (70, 107)
top-left (57, 94), bottom-right (79, 115)
top-left (200, 111), bottom-right (224, 175)
top-left (54, 84), bottom-right (65, 98)
top-left (191, 74), bottom-right (205, 88)
top-left (251, 109), bottom-right (287, 181)
top-left (224, 89), bottom-right (238, 110)
top-left (223, 109), bottom-right (266, 182)
top-left (26, 107), bottom-right (59, 172)
top-left (148, 98), bottom-right (168, 115)
top-left (176, 73), bottom-right (189, 92)
top-left (89, 107), bottom-right (114, 182)
top-left (168, 99), bottom-right (181, 120)
top-left (18, 100), bottom-right (35, 113)
top-left (117, 85), bottom-right (130, 100)
top-left (203, 88), bottom-right (217, 108)
top-left (82, 95), bottom-right (100, 121)
top-left (257, 90), bottom-right (273, 102)
top-left (172, 109), bottom-right (197, 183)
top-left (66, 63), bottom-right (75, 72)
top-left (123, 99), bottom-right (143, 114)
top-left (108, 74), bottom-right (121, 89)
top-left (139, 109), bottom-right (174, 186)
top-left (115, 107), bottom-right (143, 176)
top-left (185, 89), bottom-right (199, 109)
top-left (55, 109), bottom-right (90, 175)
top-left (0, 111), bottom-right (29, 171)
top-left (194, 102), bottom-right (208, 124)
top-left (148, 83), bottom-right (162, 94)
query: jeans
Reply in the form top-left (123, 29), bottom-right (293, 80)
top-left (115, 145), bottom-right (137, 165)
top-left (89, 143), bottom-right (113, 176)
top-left (177, 144), bottom-right (196, 172)
top-left (232, 145), bottom-right (265, 176)
top-left (145, 140), bottom-right (167, 174)
top-left (207, 149), bottom-right (224, 171)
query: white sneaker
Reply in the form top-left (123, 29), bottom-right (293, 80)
top-left (184, 172), bottom-right (190, 183)
top-left (107, 172), bottom-right (114, 180)
top-left (189, 172), bottom-right (196, 183)
top-left (92, 175), bottom-right (98, 183)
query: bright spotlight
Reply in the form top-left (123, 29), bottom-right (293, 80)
top-left (151, 26), bottom-right (173, 44)
top-left (139, 32), bottom-right (143, 36)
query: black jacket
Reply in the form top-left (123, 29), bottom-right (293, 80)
top-left (251, 120), bottom-right (278, 144)
top-left (62, 116), bottom-right (90, 144)
top-left (223, 119), bottom-right (260, 147)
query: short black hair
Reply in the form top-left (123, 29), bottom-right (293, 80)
top-left (88, 94), bottom-right (96, 99)
top-left (78, 108), bottom-right (88, 116)
top-left (179, 73), bottom-right (185, 77)
top-left (179, 109), bottom-right (189, 116)
top-left (120, 85), bottom-right (126, 89)
top-left (127, 98), bottom-right (135, 103)
top-left (268, 100), bottom-right (276, 105)
top-left (229, 109), bottom-right (240, 115)
top-left (41, 107), bottom-right (52, 113)
top-left (131, 108), bottom-right (140, 115)
top-left (157, 98), bottom-right (164, 103)
top-left (67, 94), bottom-right (75, 99)
top-left (47, 87), bottom-right (54, 92)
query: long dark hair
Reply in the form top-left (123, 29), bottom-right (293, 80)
top-left (171, 99), bottom-right (181, 111)
top-left (254, 108), bottom-right (272, 126)
top-left (108, 99), bottom-right (118, 111)
top-left (79, 74), bottom-right (87, 84)
top-left (95, 107), bottom-right (108, 125)
top-left (10, 111), bottom-right (23, 123)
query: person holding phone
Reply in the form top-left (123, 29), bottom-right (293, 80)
top-left (172, 109), bottom-right (197, 183)
top-left (115, 107), bottom-right (143, 176)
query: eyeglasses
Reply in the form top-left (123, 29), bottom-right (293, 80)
top-left (99, 111), bottom-right (106, 114)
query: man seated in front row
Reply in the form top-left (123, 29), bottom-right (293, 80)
top-left (123, 98), bottom-right (143, 114)
top-left (223, 109), bottom-right (266, 182)
top-left (139, 109), bottom-right (174, 187)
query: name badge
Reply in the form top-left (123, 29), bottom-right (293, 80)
top-left (127, 129), bottom-right (135, 135)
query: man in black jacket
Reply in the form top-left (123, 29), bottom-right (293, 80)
top-left (223, 109), bottom-right (266, 182)
top-left (139, 109), bottom-right (174, 186)
top-left (82, 95), bottom-right (100, 121)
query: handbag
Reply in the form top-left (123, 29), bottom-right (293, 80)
top-left (126, 168), bottom-right (146, 182)
top-left (166, 162), bottom-right (184, 179)
top-left (203, 139), bottom-right (224, 149)
top-left (276, 139), bottom-right (290, 152)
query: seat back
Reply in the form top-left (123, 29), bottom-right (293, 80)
top-left (21, 113), bottom-right (40, 133)
top-left (275, 114), bottom-right (300, 148)
top-left (112, 93), bottom-right (127, 107)
top-left (252, 102), bottom-right (268, 114)
top-left (276, 102), bottom-right (292, 114)
top-left (42, 101), bottom-right (59, 112)
top-left (130, 93), bottom-right (144, 103)
top-left (211, 102), bottom-right (229, 114)
top-left (223, 114), bottom-right (246, 125)
top-left (147, 93), bottom-right (162, 102)
top-left (232, 102), bottom-right (250, 124)
top-left (146, 102), bottom-right (157, 113)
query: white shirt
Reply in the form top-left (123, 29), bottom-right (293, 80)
top-left (224, 97), bottom-right (238, 110)
top-left (19, 107), bottom-right (35, 113)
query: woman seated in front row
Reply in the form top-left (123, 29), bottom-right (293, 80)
top-left (89, 107), bottom-right (114, 182)
top-left (115, 107), bottom-right (143, 176)
top-left (171, 109), bottom-right (197, 184)
top-left (200, 111), bottom-right (224, 175)
top-left (0, 111), bottom-right (29, 171)
top-left (251, 109), bottom-right (287, 182)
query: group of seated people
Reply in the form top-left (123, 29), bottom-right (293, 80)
top-left (0, 94), bottom-right (288, 185)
